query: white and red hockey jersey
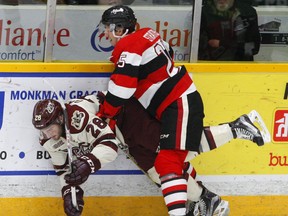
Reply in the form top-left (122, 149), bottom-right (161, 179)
top-left (38, 95), bottom-right (118, 187)
top-left (101, 27), bottom-right (197, 120)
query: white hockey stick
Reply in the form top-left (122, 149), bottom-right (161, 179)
top-left (43, 79), bottom-right (79, 210)
top-left (248, 110), bottom-right (271, 144)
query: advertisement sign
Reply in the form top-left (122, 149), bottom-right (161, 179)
top-left (191, 71), bottom-right (288, 195)
top-left (256, 7), bottom-right (288, 61)
top-left (1, 63), bottom-right (288, 198)
top-left (0, 6), bottom-right (192, 62)
top-left (0, 72), bottom-right (160, 197)
top-left (0, 8), bottom-right (46, 61)
top-left (1, 6), bottom-right (288, 62)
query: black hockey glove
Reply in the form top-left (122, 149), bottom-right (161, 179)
top-left (62, 185), bottom-right (84, 216)
top-left (65, 153), bottom-right (101, 186)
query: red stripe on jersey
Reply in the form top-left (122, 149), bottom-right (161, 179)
top-left (134, 80), bottom-right (151, 99)
top-left (110, 73), bottom-right (138, 89)
top-left (100, 100), bottom-right (122, 119)
top-left (156, 72), bottom-right (193, 119)
top-left (175, 99), bottom-right (183, 149)
top-left (148, 65), bottom-right (170, 82)
top-left (134, 65), bottom-right (168, 98)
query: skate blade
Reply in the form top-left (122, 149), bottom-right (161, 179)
top-left (248, 110), bottom-right (271, 144)
top-left (192, 202), bottom-right (200, 216)
top-left (213, 200), bottom-right (230, 216)
top-left (192, 200), bottom-right (230, 216)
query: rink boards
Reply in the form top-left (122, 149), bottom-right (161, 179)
top-left (1, 62), bottom-right (288, 215)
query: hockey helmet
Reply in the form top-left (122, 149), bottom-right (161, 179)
top-left (32, 99), bottom-right (63, 129)
top-left (101, 5), bottom-right (137, 34)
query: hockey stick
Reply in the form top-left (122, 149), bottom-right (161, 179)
top-left (248, 110), bottom-right (271, 144)
top-left (43, 79), bottom-right (79, 210)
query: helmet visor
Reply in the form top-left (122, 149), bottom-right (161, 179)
top-left (99, 21), bottom-right (123, 33)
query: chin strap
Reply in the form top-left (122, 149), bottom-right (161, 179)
top-left (112, 29), bottom-right (129, 39)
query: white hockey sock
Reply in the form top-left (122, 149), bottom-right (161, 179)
top-left (200, 124), bottom-right (234, 152)
top-left (187, 176), bottom-right (203, 202)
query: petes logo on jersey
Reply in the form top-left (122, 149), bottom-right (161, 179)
top-left (71, 110), bottom-right (85, 130)
top-left (273, 109), bottom-right (288, 142)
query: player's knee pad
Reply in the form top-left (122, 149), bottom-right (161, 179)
top-left (154, 149), bottom-right (188, 177)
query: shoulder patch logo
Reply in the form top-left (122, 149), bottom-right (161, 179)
top-left (71, 110), bottom-right (85, 130)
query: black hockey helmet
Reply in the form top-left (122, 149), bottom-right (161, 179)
top-left (101, 5), bottom-right (137, 33)
top-left (32, 99), bottom-right (63, 129)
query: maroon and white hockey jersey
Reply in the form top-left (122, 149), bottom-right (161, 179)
top-left (39, 95), bottom-right (118, 187)
top-left (100, 27), bottom-right (197, 120)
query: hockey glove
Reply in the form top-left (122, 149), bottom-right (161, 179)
top-left (96, 91), bottom-right (106, 104)
top-left (65, 153), bottom-right (101, 186)
top-left (62, 185), bottom-right (84, 216)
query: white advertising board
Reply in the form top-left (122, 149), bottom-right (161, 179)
top-left (255, 7), bottom-right (288, 61)
top-left (1, 5), bottom-right (288, 62)
top-left (0, 5), bottom-right (192, 62)
top-left (0, 73), bottom-right (161, 197)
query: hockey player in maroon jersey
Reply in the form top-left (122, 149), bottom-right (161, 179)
top-left (95, 5), bottom-right (270, 216)
top-left (32, 95), bottom-right (119, 216)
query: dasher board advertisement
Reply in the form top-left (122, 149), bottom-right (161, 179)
top-left (1, 63), bottom-right (288, 197)
top-left (0, 6), bottom-right (192, 62)
top-left (0, 72), bottom-right (160, 197)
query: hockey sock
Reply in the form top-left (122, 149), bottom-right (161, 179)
top-left (160, 173), bottom-right (187, 216)
top-left (199, 124), bottom-right (233, 152)
top-left (183, 161), bottom-right (196, 179)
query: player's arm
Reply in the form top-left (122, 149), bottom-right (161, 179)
top-left (41, 137), bottom-right (84, 216)
top-left (64, 116), bottom-right (118, 186)
top-left (41, 137), bottom-right (70, 181)
top-left (97, 51), bottom-right (140, 120)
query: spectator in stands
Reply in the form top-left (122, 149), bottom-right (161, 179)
top-left (198, 0), bottom-right (261, 61)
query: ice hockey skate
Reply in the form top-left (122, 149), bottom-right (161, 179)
top-left (192, 187), bottom-right (230, 216)
top-left (186, 200), bottom-right (196, 216)
top-left (229, 110), bottom-right (271, 146)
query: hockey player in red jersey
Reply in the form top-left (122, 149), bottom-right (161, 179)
top-left (103, 93), bottom-right (270, 216)
top-left (95, 5), bottom-right (270, 216)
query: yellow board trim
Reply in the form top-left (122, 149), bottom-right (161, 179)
top-left (1, 62), bottom-right (288, 73)
top-left (1, 196), bottom-right (288, 215)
